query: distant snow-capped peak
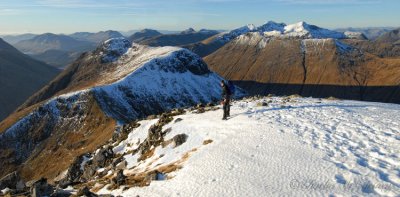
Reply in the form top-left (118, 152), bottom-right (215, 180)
top-left (281, 21), bottom-right (346, 39)
top-left (219, 21), bottom-right (359, 43)
top-left (258, 21), bottom-right (286, 32)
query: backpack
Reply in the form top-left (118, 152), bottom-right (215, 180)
top-left (227, 81), bottom-right (235, 95)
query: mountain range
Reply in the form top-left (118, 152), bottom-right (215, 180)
top-left (335, 27), bottom-right (396, 40)
top-left (69, 30), bottom-right (124, 44)
top-left (1, 34), bottom-right (37, 45)
top-left (0, 38), bottom-right (59, 121)
top-left (136, 28), bottom-right (219, 47)
top-left (202, 21), bottom-right (400, 103)
top-left (11, 31), bottom-right (125, 68)
top-left (128, 29), bottom-right (162, 42)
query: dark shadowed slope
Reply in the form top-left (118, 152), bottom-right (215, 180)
top-left (128, 29), bottom-right (162, 42)
top-left (0, 38), bottom-right (59, 121)
top-left (138, 29), bottom-right (219, 47)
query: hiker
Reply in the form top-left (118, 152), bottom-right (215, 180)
top-left (221, 80), bottom-right (232, 120)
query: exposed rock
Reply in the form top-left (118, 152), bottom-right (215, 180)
top-left (113, 122), bottom-right (140, 142)
top-left (98, 194), bottom-right (115, 197)
top-left (0, 171), bottom-right (24, 190)
top-left (174, 118), bottom-right (183, 123)
top-left (58, 155), bottom-right (85, 188)
top-left (76, 186), bottom-right (97, 197)
top-left (170, 108), bottom-right (185, 116)
top-left (112, 170), bottom-right (127, 186)
top-left (257, 102), bottom-right (268, 107)
top-left (93, 146), bottom-right (114, 168)
top-left (115, 160), bottom-right (127, 171)
top-left (81, 161), bottom-right (97, 182)
top-left (194, 107), bottom-right (205, 114)
top-left (146, 115), bottom-right (158, 120)
top-left (206, 102), bottom-right (216, 107)
top-left (171, 134), bottom-right (188, 148)
top-left (196, 103), bottom-right (205, 108)
top-left (30, 178), bottom-right (54, 197)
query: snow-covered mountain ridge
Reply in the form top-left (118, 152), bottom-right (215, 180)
top-left (0, 38), bottom-right (244, 185)
top-left (40, 96), bottom-right (400, 197)
top-left (219, 21), bottom-right (366, 43)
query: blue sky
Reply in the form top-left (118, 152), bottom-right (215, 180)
top-left (0, 0), bottom-right (399, 34)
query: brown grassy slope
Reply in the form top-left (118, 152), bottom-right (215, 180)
top-left (0, 92), bottom-right (116, 181)
top-left (204, 37), bottom-right (400, 102)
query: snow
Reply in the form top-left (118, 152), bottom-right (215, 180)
top-left (219, 24), bottom-right (258, 42)
top-left (236, 32), bottom-right (269, 49)
top-left (93, 45), bottom-right (238, 122)
top-left (301, 38), bottom-right (331, 53)
top-left (281, 21), bottom-right (345, 39)
top-left (1, 188), bottom-right (11, 195)
top-left (216, 21), bottom-right (354, 46)
top-left (344, 31), bottom-right (366, 39)
top-left (97, 97), bottom-right (400, 196)
top-left (100, 37), bottom-right (132, 63)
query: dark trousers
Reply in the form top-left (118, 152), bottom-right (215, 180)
top-left (223, 100), bottom-right (230, 118)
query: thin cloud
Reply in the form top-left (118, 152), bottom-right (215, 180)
top-left (275, 0), bottom-right (382, 4)
top-left (0, 8), bottom-right (20, 15)
top-left (35, 0), bottom-right (145, 9)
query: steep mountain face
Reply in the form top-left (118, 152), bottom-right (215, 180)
top-left (0, 38), bottom-right (237, 182)
top-left (128, 29), bottom-right (162, 42)
top-left (185, 21), bottom-right (360, 57)
top-left (0, 38), bottom-right (59, 121)
top-left (1, 34), bottom-right (37, 44)
top-left (205, 32), bottom-right (400, 103)
top-left (70, 30), bottom-right (124, 43)
top-left (137, 29), bottom-right (219, 47)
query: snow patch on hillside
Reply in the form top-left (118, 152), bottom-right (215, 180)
top-left (344, 31), bottom-right (367, 39)
top-left (236, 32), bottom-right (270, 48)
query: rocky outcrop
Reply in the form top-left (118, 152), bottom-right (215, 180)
top-left (0, 171), bottom-right (25, 191)
top-left (30, 178), bottom-right (54, 197)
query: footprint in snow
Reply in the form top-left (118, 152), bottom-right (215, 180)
top-left (334, 174), bottom-right (347, 184)
top-left (357, 157), bottom-right (369, 167)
